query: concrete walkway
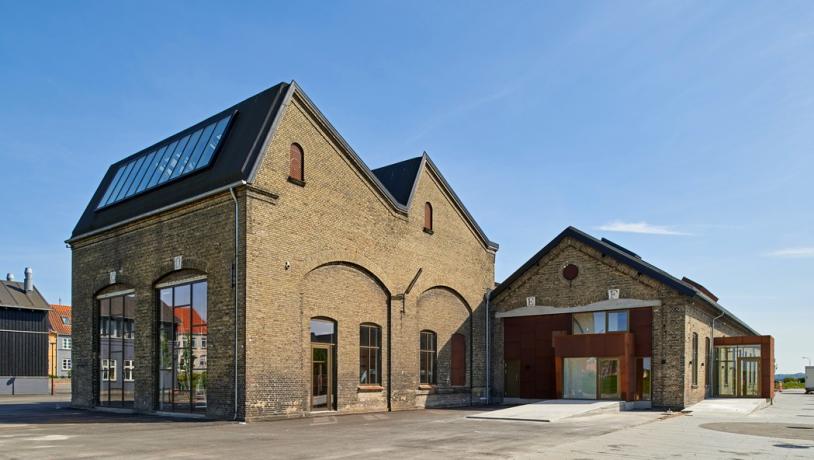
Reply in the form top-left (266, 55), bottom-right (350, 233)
top-left (686, 397), bottom-right (770, 415)
top-left (467, 399), bottom-right (621, 422)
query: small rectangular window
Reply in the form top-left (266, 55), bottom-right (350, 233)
top-left (62, 359), bottom-right (72, 371)
top-left (607, 310), bottom-right (629, 332)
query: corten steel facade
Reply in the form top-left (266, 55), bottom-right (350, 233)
top-left (489, 227), bottom-right (772, 410)
top-left (68, 81), bottom-right (497, 420)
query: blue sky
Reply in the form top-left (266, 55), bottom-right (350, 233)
top-left (1, 1), bottom-right (812, 373)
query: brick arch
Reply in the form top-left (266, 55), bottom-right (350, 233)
top-left (416, 285), bottom-right (473, 390)
top-left (299, 260), bottom-right (391, 411)
top-left (153, 268), bottom-right (208, 288)
top-left (295, 249), bottom-right (396, 295)
top-left (94, 282), bottom-right (136, 298)
top-left (151, 256), bottom-right (209, 285)
top-left (416, 285), bottom-right (472, 313)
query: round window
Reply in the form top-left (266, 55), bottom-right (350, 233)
top-left (562, 264), bottom-right (579, 281)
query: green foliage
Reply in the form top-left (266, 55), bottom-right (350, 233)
top-left (777, 377), bottom-right (805, 388)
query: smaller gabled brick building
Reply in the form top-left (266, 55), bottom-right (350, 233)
top-left (489, 227), bottom-right (772, 409)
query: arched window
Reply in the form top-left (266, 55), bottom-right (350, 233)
top-left (419, 330), bottom-right (437, 384)
top-left (97, 290), bottom-right (136, 408)
top-left (289, 143), bottom-right (304, 183)
top-left (423, 202), bottom-right (433, 233)
top-left (451, 333), bottom-right (466, 386)
top-left (360, 323), bottom-right (382, 385)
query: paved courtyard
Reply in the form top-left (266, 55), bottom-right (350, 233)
top-left (0, 391), bottom-right (812, 459)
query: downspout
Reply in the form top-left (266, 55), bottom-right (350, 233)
top-left (709, 312), bottom-right (725, 398)
top-left (229, 185), bottom-right (243, 421)
top-left (485, 289), bottom-right (491, 405)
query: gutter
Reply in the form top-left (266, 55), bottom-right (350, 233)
top-left (66, 180), bottom-right (249, 245)
top-left (229, 184), bottom-right (244, 420)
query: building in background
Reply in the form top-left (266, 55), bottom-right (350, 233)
top-left (0, 269), bottom-right (51, 395)
top-left (490, 227), bottom-right (773, 409)
top-left (48, 304), bottom-right (72, 378)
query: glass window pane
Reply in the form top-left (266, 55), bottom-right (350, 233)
top-left (598, 358), bottom-right (620, 399)
top-left (593, 312), bottom-right (606, 334)
top-left (170, 128), bottom-right (204, 179)
top-left (360, 325), bottom-right (369, 347)
top-left (108, 161), bottom-right (136, 203)
top-left (608, 311), bottom-right (628, 332)
top-left (99, 166), bottom-right (126, 207)
top-left (573, 313), bottom-right (594, 334)
top-left (184, 123), bottom-right (216, 172)
top-left (135, 147), bottom-right (165, 192)
top-left (114, 158), bottom-right (144, 201)
top-left (124, 153), bottom-right (153, 197)
top-left (196, 116), bottom-right (230, 167)
top-left (563, 357), bottom-right (597, 399)
top-left (160, 288), bottom-right (174, 322)
top-left (159, 135), bottom-right (191, 184)
top-left (147, 141), bottom-right (178, 188)
top-left (192, 281), bottom-right (207, 324)
top-left (310, 319), bottom-right (335, 344)
top-left (174, 284), bottom-right (191, 307)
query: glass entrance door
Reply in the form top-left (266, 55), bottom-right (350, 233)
top-left (311, 345), bottom-right (333, 410)
top-left (598, 358), bottom-right (620, 399)
top-left (738, 357), bottom-right (760, 397)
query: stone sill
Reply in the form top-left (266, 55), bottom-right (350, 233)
top-left (287, 176), bottom-right (306, 187)
top-left (357, 385), bottom-right (384, 393)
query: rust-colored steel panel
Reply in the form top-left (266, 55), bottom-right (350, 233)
top-left (503, 314), bottom-right (571, 399)
top-left (629, 307), bottom-right (652, 356)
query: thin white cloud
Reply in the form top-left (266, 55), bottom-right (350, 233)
top-left (765, 247), bottom-right (814, 258)
top-left (597, 221), bottom-right (690, 236)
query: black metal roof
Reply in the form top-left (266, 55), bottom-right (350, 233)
top-left (70, 82), bottom-right (498, 251)
top-left (71, 82), bottom-right (290, 238)
top-left (490, 226), bottom-right (758, 335)
top-left (372, 157), bottom-right (423, 206)
top-left (0, 281), bottom-right (51, 311)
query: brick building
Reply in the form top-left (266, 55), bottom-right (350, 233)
top-left (68, 81), bottom-right (497, 420)
top-left (489, 227), bottom-right (773, 409)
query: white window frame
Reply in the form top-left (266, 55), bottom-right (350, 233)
top-left (61, 358), bottom-right (72, 371)
top-left (101, 359), bottom-right (117, 381)
top-left (123, 360), bottom-right (135, 382)
top-left (61, 337), bottom-right (72, 349)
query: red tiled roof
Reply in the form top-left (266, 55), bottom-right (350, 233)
top-left (173, 306), bottom-right (208, 335)
top-left (48, 304), bottom-right (72, 335)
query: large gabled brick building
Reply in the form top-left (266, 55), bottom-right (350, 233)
top-left (68, 81), bottom-right (497, 420)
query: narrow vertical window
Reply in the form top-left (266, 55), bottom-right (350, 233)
top-left (704, 337), bottom-right (710, 386)
top-left (451, 333), bottom-right (466, 386)
top-left (360, 324), bottom-right (382, 385)
top-left (289, 143), bottom-right (304, 183)
top-left (419, 330), bottom-right (437, 385)
top-left (692, 332), bottom-right (699, 386)
top-left (423, 202), bottom-right (433, 232)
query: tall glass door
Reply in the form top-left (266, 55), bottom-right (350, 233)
top-left (738, 358), bottom-right (760, 397)
top-left (598, 358), bottom-right (620, 400)
top-left (311, 345), bottom-right (333, 410)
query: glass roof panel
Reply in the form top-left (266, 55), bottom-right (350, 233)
top-left (184, 123), bottom-right (216, 173)
top-left (96, 112), bottom-right (233, 209)
top-left (170, 128), bottom-right (204, 180)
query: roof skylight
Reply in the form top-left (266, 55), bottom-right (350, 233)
top-left (96, 112), bottom-right (234, 209)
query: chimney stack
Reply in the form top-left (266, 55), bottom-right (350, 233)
top-left (24, 267), bottom-right (33, 292)
top-left (5, 273), bottom-right (13, 282)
